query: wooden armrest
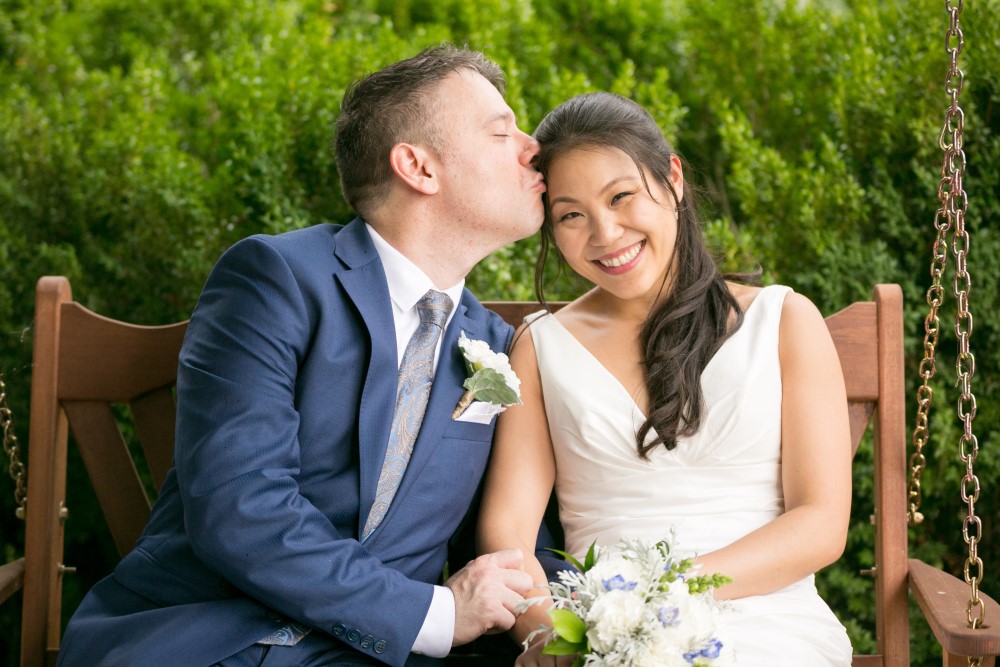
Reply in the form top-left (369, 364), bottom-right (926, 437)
top-left (909, 558), bottom-right (1000, 657)
top-left (0, 557), bottom-right (25, 603)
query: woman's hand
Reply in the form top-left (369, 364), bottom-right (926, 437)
top-left (515, 633), bottom-right (577, 667)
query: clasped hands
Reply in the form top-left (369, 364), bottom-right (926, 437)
top-left (445, 548), bottom-right (535, 646)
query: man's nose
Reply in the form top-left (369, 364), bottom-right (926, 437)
top-left (519, 132), bottom-right (540, 165)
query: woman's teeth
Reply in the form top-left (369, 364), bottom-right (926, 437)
top-left (598, 241), bottom-right (643, 268)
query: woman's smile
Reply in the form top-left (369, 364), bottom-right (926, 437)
top-left (594, 240), bottom-right (645, 274)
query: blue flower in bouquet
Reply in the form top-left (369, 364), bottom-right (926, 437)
top-left (602, 575), bottom-right (638, 592)
top-left (523, 538), bottom-right (734, 667)
top-left (685, 638), bottom-right (724, 661)
top-left (658, 606), bottom-right (680, 627)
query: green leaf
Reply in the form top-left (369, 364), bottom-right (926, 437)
top-left (583, 541), bottom-right (597, 571)
top-left (542, 635), bottom-right (585, 656)
top-left (549, 609), bottom-right (587, 643)
top-left (462, 368), bottom-right (519, 405)
top-left (544, 547), bottom-right (584, 572)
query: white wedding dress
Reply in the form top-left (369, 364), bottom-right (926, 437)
top-left (528, 285), bottom-right (852, 666)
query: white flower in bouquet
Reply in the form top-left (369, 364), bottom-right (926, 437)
top-left (585, 588), bottom-right (646, 653)
top-left (523, 538), bottom-right (734, 667)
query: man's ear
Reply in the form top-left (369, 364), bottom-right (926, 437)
top-left (389, 142), bottom-right (440, 195)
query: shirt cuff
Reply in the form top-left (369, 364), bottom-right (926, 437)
top-left (410, 585), bottom-right (455, 657)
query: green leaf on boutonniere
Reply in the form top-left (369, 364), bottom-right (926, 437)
top-left (462, 368), bottom-right (519, 405)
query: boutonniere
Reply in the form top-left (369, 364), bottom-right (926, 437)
top-left (451, 332), bottom-right (522, 420)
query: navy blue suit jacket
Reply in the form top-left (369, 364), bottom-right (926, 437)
top-left (57, 220), bottom-right (514, 666)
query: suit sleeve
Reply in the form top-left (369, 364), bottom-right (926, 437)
top-left (174, 236), bottom-right (430, 666)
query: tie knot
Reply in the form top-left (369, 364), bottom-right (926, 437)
top-left (416, 290), bottom-right (453, 329)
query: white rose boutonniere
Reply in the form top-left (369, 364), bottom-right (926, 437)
top-left (451, 331), bottom-right (522, 421)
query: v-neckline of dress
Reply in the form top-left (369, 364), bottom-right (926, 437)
top-left (544, 286), bottom-right (773, 421)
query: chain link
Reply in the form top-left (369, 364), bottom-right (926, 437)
top-left (0, 369), bottom-right (28, 520)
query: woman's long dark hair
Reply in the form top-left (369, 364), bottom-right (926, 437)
top-left (534, 92), bottom-right (752, 459)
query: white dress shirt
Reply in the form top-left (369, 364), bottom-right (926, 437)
top-left (366, 224), bottom-right (462, 658)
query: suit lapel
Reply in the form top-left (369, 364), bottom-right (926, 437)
top-left (331, 220), bottom-right (399, 536)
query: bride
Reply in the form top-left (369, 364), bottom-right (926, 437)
top-left (477, 92), bottom-right (854, 666)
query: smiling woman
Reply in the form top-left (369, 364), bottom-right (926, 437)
top-left (533, 93), bottom-right (750, 457)
top-left (477, 92), bottom-right (855, 667)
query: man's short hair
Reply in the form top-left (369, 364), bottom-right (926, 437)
top-left (333, 44), bottom-right (506, 219)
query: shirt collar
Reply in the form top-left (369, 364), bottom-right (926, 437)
top-left (366, 223), bottom-right (465, 315)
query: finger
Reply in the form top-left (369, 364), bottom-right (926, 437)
top-left (488, 547), bottom-right (525, 570)
top-left (485, 606), bottom-right (517, 633)
top-left (499, 587), bottom-right (530, 617)
top-left (497, 568), bottom-right (535, 595)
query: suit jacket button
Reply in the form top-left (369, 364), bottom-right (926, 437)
top-left (346, 628), bottom-right (362, 643)
top-left (332, 623), bottom-right (347, 637)
top-left (373, 639), bottom-right (388, 654)
top-left (360, 634), bottom-right (374, 649)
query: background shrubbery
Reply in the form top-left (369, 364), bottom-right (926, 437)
top-left (1, 0), bottom-right (998, 664)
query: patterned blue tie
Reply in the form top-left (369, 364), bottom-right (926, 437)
top-left (362, 289), bottom-right (454, 541)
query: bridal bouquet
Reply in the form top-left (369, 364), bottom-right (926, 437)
top-left (527, 538), bottom-right (734, 667)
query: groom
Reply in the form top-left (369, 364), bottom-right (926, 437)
top-left (57, 45), bottom-right (546, 666)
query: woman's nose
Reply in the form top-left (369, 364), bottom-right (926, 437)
top-left (590, 212), bottom-right (624, 246)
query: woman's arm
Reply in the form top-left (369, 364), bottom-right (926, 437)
top-left (477, 322), bottom-right (560, 645)
top-left (696, 291), bottom-right (852, 599)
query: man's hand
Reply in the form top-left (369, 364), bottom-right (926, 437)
top-left (445, 549), bottom-right (534, 646)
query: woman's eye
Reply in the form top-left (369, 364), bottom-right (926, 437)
top-left (611, 191), bottom-right (634, 204)
top-left (557, 211), bottom-right (582, 223)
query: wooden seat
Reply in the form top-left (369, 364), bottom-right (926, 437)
top-left (2, 277), bottom-right (998, 666)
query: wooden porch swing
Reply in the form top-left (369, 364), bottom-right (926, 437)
top-left (0, 2), bottom-right (997, 666)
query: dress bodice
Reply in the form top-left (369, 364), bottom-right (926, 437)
top-left (529, 285), bottom-right (789, 558)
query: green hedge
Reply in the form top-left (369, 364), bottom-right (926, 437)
top-left (1, 1), bottom-right (998, 664)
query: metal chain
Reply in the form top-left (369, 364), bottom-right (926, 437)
top-left (907, 0), bottom-right (964, 525)
top-left (929, 0), bottom-right (987, 652)
top-left (938, 0), bottom-right (985, 637)
top-left (907, 205), bottom-right (949, 526)
top-left (906, 1), bottom-right (984, 657)
top-left (0, 369), bottom-right (28, 520)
